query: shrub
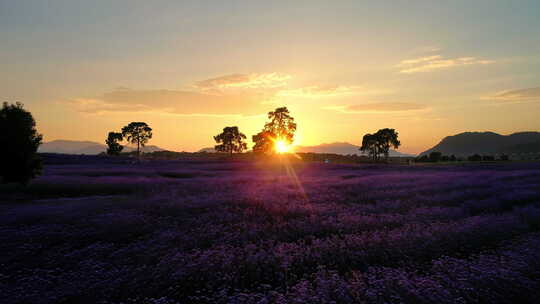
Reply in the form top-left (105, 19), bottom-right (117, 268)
top-left (429, 151), bottom-right (442, 162)
top-left (468, 154), bottom-right (482, 161)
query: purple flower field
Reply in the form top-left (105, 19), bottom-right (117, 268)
top-left (2, 156), bottom-right (540, 303)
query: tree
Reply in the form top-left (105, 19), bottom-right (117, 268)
top-left (121, 122), bottom-right (152, 159)
top-left (360, 133), bottom-right (380, 161)
top-left (252, 107), bottom-right (297, 154)
top-left (468, 154), bottom-right (482, 161)
top-left (0, 102), bottom-right (43, 185)
top-left (416, 155), bottom-right (429, 162)
top-left (252, 130), bottom-right (275, 154)
top-left (429, 151), bottom-right (442, 162)
top-left (360, 128), bottom-right (401, 161)
top-left (375, 128), bottom-right (401, 160)
top-left (214, 126), bottom-right (247, 156)
top-left (264, 107), bottom-right (297, 144)
top-left (105, 132), bottom-right (124, 156)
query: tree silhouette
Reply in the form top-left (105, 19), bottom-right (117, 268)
top-left (121, 122), bottom-right (152, 159)
top-left (214, 126), bottom-right (247, 156)
top-left (105, 132), bottom-right (124, 156)
top-left (360, 128), bottom-right (400, 161)
top-left (0, 102), bottom-right (43, 185)
top-left (360, 133), bottom-right (380, 161)
top-left (252, 130), bottom-right (275, 154)
top-left (252, 107), bottom-right (296, 154)
top-left (376, 128), bottom-right (401, 160)
top-left (264, 107), bottom-right (297, 144)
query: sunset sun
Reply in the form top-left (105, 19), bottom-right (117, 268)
top-left (275, 139), bottom-right (292, 153)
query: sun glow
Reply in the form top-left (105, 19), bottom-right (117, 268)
top-left (275, 139), bottom-right (293, 153)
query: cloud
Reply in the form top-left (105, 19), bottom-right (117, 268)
top-left (397, 55), bottom-right (494, 73)
top-left (194, 73), bottom-right (291, 91)
top-left (415, 46), bottom-right (442, 53)
top-left (69, 72), bottom-right (389, 116)
top-left (484, 87), bottom-right (540, 103)
top-left (326, 102), bottom-right (428, 113)
top-left (399, 55), bottom-right (442, 66)
top-left (276, 85), bottom-right (388, 98)
top-left (69, 87), bottom-right (274, 116)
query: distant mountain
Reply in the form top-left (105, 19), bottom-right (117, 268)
top-left (39, 140), bottom-right (165, 155)
top-left (420, 132), bottom-right (540, 156)
top-left (198, 147), bottom-right (216, 153)
top-left (295, 142), bottom-right (413, 157)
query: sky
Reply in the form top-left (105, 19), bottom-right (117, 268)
top-left (1, 0), bottom-right (540, 154)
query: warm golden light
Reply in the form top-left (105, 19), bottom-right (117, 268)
top-left (275, 139), bottom-right (292, 153)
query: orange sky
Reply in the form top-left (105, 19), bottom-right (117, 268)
top-left (2, 1), bottom-right (540, 154)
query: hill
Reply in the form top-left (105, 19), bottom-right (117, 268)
top-left (421, 131), bottom-right (540, 156)
top-left (39, 140), bottom-right (165, 155)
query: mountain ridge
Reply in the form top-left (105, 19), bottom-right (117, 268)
top-left (420, 131), bottom-right (540, 156)
top-left (39, 140), bottom-right (165, 155)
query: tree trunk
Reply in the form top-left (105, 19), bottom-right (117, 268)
top-left (137, 138), bottom-right (140, 161)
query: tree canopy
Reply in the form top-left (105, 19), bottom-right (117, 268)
top-left (360, 128), bottom-right (400, 161)
top-left (0, 102), bottom-right (43, 185)
top-left (214, 126), bottom-right (247, 155)
top-left (121, 122), bottom-right (152, 159)
top-left (105, 132), bottom-right (124, 156)
top-left (252, 107), bottom-right (296, 154)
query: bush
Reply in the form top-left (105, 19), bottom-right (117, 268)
top-left (429, 151), bottom-right (442, 162)
top-left (482, 155), bottom-right (495, 161)
top-left (468, 154), bottom-right (482, 161)
top-left (499, 154), bottom-right (510, 161)
top-left (0, 102), bottom-right (43, 185)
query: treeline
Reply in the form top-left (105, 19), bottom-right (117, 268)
top-left (129, 150), bottom-right (413, 164)
top-left (0, 102), bottom-right (408, 185)
top-left (207, 108), bottom-right (403, 163)
top-left (416, 151), bottom-right (510, 163)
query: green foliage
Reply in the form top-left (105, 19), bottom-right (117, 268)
top-left (0, 102), bottom-right (43, 185)
top-left (214, 126), bottom-right (247, 155)
top-left (105, 132), bottom-right (124, 155)
top-left (253, 107), bottom-right (296, 154)
top-left (121, 122), bottom-right (152, 158)
top-left (360, 128), bottom-right (401, 161)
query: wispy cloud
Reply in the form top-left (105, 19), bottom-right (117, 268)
top-left (276, 85), bottom-right (389, 98)
top-left (194, 73), bottom-right (291, 91)
top-left (69, 87), bottom-right (273, 116)
top-left (415, 46), bottom-right (442, 53)
top-left (397, 55), bottom-right (494, 74)
top-left (483, 87), bottom-right (540, 103)
top-left (326, 102), bottom-right (428, 113)
top-left (69, 72), bottom-right (390, 116)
